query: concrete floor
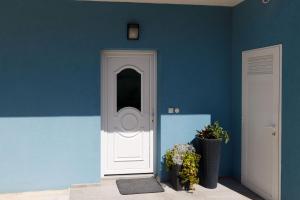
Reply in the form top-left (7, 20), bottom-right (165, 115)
top-left (70, 178), bottom-right (263, 200)
top-left (0, 178), bottom-right (263, 200)
top-left (0, 189), bottom-right (69, 200)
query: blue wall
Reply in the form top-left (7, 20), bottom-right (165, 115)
top-left (0, 0), bottom-right (232, 193)
top-left (232, 0), bottom-right (300, 199)
top-left (0, 117), bottom-right (100, 192)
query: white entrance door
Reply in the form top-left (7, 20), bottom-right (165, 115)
top-left (101, 51), bottom-right (156, 175)
top-left (242, 45), bottom-right (281, 200)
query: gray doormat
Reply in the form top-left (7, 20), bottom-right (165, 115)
top-left (116, 177), bottom-right (164, 195)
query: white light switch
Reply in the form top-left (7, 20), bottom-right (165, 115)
top-left (168, 108), bottom-right (174, 114)
top-left (175, 108), bottom-right (180, 114)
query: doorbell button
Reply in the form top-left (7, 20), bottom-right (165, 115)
top-left (168, 108), bottom-right (174, 114)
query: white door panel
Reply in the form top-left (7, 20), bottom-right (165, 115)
top-left (242, 45), bottom-right (281, 200)
top-left (101, 51), bottom-right (156, 175)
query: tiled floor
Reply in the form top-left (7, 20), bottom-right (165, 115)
top-left (0, 178), bottom-right (264, 200)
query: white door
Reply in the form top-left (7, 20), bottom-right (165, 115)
top-left (101, 51), bottom-right (156, 175)
top-left (242, 45), bottom-right (281, 200)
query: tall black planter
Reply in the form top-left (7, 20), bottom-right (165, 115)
top-left (196, 138), bottom-right (221, 189)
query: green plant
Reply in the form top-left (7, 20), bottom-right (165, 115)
top-left (165, 144), bottom-right (200, 190)
top-left (179, 152), bottom-right (200, 189)
top-left (196, 121), bottom-right (230, 144)
top-left (165, 149), bottom-right (175, 171)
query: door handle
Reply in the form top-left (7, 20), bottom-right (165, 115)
top-left (265, 126), bottom-right (276, 136)
top-left (151, 112), bottom-right (154, 123)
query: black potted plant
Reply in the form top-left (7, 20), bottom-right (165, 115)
top-left (196, 121), bottom-right (230, 189)
top-left (165, 144), bottom-right (200, 191)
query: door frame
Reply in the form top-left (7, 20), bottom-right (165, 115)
top-left (100, 50), bottom-right (157, 178)
top-left (241, 44), bottom-right (282, 200)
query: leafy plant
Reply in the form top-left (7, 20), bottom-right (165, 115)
top-left (179, 152), bottom-right (200, 189)
top-left (196, 121), bottom-right (230, 144)
top-left (165, 144), bottom-right (195, 169)
top-left (165, 144), bottom-right (200, 190)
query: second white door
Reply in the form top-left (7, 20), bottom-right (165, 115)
top-left (102, 51), bottom-right (156, 175)
top-left (242, 45), bottom-right (281, 200)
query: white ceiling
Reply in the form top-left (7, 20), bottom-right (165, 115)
top-left (85, 0), bottom-right (245, 7)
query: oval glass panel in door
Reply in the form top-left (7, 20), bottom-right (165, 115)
top-left (117, 68), bottom-right (141, 112)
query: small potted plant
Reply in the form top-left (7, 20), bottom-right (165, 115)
top-left (165, 144), bottom-right (200, 191)
top-left (196, 121), bottom-right (230, 189)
